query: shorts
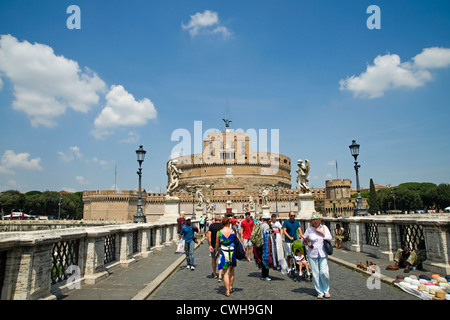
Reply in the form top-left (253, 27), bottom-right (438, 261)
top-left (243, 238), bottom-right (252, 247)
top-left (284, 242), bottom-right (293, 256)
top-left (210, 248), bottom-right (218, 259)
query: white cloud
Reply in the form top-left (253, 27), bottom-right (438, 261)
top-left (91, 157), bottom-right (111, 168)
top-left (413, 47), bottom-right (450, 69)
top-left (57, 146), bottom-right (83, 162)
top-left (92, 85), bottom-right (157, 139)
top-left (0, 34), bottom-right (106, 127)
top-left (339, 47), bottom-right (450, 98)
top-left (182, 10), bottom-right (231, 38)
top-left (0, 150), bottom-right (43, 175)
top-left (119, 131), bottom-right (140, 144)
top-left (76, 176), bottom-right (90, 185)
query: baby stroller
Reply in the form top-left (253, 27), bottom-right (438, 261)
top-left (288, 239), bottom-right (312, 282)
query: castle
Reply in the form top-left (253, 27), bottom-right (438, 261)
top-left (83, 122), bottom-right (369, 222)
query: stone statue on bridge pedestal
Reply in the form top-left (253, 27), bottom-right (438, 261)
top-left (296, 159), bottom-right (310, 194)
top-left (166, 159), bottom-right (182, 198)
top-left (296, 159), bottom-right (315, 218)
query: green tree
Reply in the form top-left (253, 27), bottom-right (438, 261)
top-left (42, 191), bottom-right (62, 217)
top-left (368, 179), bottom-right (380, 214)
top-left (433, 183), bottom-right (450, 211)
top-left (395, 187), bottom-right (423, 212)
top-left (24, 191), bottom-right (46, 216)
top-left (0, 190), bottom-right (26, 214)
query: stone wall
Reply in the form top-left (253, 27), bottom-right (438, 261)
top-left (299, 214), bottom-right (450, 274)
top-left (0, 221), bottom-right (181, 300)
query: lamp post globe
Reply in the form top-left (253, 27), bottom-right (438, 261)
top-left (133, 145), bottom-right (147, 223)
top-left (349, 140), bottom-right (368, 216)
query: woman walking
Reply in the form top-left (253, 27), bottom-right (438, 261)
top-left (303, 213), bottom-right (332, 299)
top-left (215, 217), bottom-right (242, 297)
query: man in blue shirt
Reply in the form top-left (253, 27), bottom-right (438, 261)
top-left (180, 218), bottom-right (197, 270)
top-left (282, 212), bottom-right (305, 269)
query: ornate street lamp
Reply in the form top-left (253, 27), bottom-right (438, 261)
top-left (274, 187), bottom-right (279, 217)
top-left (192, 190), bottom-right (196, 220)
top-left (349, 140), bottom-right (368, 216)
top-left (133, 145), bottom-right (147, 223)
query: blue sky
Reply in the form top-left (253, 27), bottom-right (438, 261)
top-left (0, 0), bottom-right (449, 193)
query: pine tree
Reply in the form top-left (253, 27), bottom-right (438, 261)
top-left (368, 179), bottom-right (380, 214)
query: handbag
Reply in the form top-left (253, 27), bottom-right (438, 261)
top-left (234, 234), bottom-right (246, 260)
top-left (324, 239), bottom-right (333, 255)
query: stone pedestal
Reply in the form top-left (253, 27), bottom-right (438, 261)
top-left (261, 205), bottom-right (270, 217)
top-left (195, 207), bottom-right (204, 220)
top-left (297, 193), bottom-right (315, 219)
top-left (160, 196), bottom-right (180, 222)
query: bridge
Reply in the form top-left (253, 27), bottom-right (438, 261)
top-left (0, 215), bottom-right (449, 303)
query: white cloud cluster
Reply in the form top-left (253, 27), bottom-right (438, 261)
top-left (0, 150), bottom-right (43, 175)
top-left (182, 10), bottom-right (231, 38)
top-left (92, 85), bottom-right (157, 139)
top-left (57, 146), bottom-right (83, 162)
top-left (339, 47), bottom-right (450, 98)
top-left (0, 35), bottom-right (158, 140)
top-left (0, 34), bottom-right (107, 127)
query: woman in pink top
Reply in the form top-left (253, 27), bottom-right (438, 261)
top-left (303, 213), bottom-right (332, 299)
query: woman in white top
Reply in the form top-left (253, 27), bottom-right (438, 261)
top-left (303, 213), bottom-right (332, 299)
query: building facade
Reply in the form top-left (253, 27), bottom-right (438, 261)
top-left (83, 127), bottom-right (371, 221)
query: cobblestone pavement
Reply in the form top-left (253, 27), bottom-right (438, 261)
top-left (148, 241), bottom-right (418, 301)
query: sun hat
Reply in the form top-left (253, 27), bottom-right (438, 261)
top-left (445, 275), bottom-right (450, 282)
top-left (435, 290), bottom-right (446, 300)
top-left (417, 284), bottom-right (426, 291)
top-left (309, 213), bottom-right (323, 220)
top-left (392, 275), bottom-right (404, 283)
top-left (437, 277), bottom-right (448, 283)
top-left (432, 274), bottom-right (440, 279)
top-left (262, 213), bottom-right (271, 220)
top-left (411, 279), bottom-right (420, 286)
top-left (419, 275), bottom-right (431, 281)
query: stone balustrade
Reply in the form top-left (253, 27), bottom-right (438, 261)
top-left (298, 214), bottom-right (450, 274)
top-left (0, 221), bottom-right (181, 300)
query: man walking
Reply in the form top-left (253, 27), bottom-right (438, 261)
top-left (180, 218), bottom-right (196, 270)
top-left (208, 215), bottom-right (223, 279)
top-left (240, 212), bottom-right (255, 262)
top-left (282, 211), bottom-right (305, 269)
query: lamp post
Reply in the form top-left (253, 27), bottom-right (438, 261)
top-left (133, 145), bottom-right (147, 223)
top-left (274, 187), bottom-right (279, 217)
top-left (349, 140), bottom-right (368, 216)
top-left (192, 190), bottom-right (196, 220)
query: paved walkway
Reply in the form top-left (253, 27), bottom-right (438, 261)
top-left (59, 238), bottom-right (436, 301)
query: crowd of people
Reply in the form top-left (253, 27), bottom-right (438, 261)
top-left (177, 210), bottom-right (334, 299)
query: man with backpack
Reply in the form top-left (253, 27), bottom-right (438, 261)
top-left (240, 212), bottom-right (254, 262)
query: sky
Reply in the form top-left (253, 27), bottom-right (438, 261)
top-left (0, 0), bottom-right (450, 194)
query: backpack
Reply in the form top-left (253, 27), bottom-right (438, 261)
top-left (250, 223), bottom-right (263, 248)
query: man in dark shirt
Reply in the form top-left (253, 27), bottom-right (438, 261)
top-left (208, 215), bottom-right (223, 279)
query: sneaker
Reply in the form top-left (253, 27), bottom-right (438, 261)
top-left (191, 266), bottom-right (195, 271)
top-left (186, 265), bottom-right (191, 270)
top-left (260, 277), bottom-right (271, 281)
